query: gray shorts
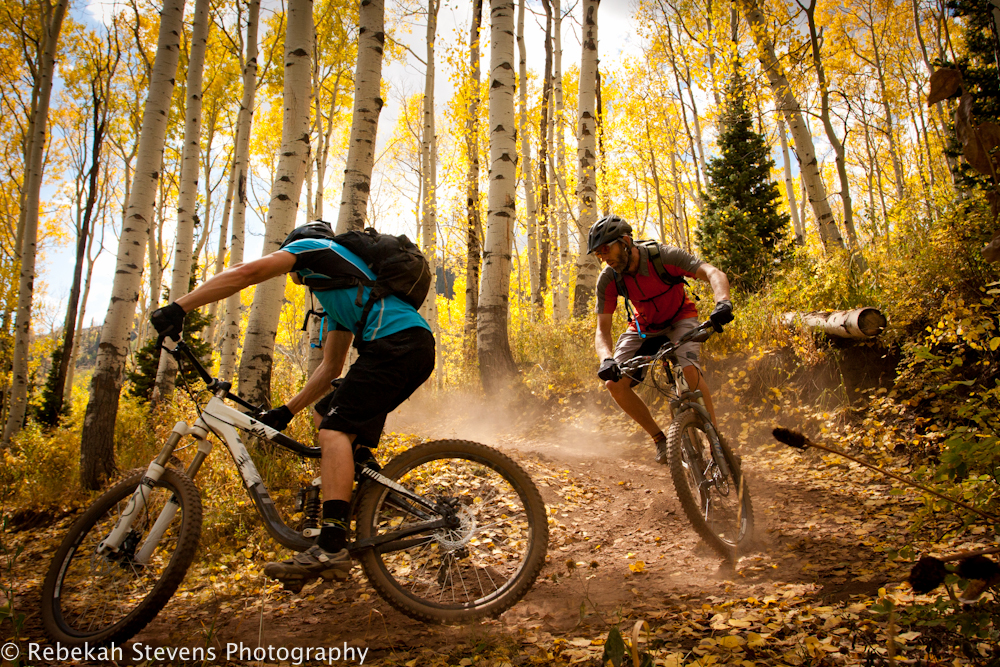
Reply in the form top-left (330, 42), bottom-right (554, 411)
top-left (613, 317), bottom-right (702, 371)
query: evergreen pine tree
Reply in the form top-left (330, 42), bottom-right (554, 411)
top-left (36, 343), bottom-right (67, 426)
top-left (697, 63), bottom-right (789, 292)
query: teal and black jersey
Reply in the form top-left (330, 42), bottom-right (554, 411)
top-left (280, 238), bottom-right (431, 342)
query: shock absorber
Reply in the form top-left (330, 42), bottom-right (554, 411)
top-left (302, 478), bottom-right (321, 537)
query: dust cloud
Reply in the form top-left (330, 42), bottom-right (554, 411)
top-left (385, 386), bottom-right (635, 462)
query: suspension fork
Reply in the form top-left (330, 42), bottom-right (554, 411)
top-left (97, 421), bottom-right (207, 558)
top-left (674, 387), bottom-right (732, 480)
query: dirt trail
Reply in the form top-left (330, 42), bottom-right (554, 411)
top-left (5, 393), bottom-right (984, 666)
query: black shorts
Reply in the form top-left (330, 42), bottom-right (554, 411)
top-left (314, 327), bottom-right (435, 449)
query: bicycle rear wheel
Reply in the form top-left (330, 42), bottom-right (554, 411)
top-left (666, 410), bottom-right (754, 560)
top-left (355, 440), bottom-right (548, 623)
top-left (41, 468), bottom-right (202, 645)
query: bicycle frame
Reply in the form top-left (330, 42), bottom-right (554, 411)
top-left (620, 320), bottom-right (731, 479)
top-left (95, 339), bottom-right (455, 564)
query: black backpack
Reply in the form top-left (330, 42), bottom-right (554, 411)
top-left (289, 222), bottom-right (432, 338)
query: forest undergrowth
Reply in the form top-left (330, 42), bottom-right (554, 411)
top-left (2, 203), bottom-right (1000, 665)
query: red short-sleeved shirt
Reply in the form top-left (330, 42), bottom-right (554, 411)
top-left (594, 243), bottom-right (702, 332)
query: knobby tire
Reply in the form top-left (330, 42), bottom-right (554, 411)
top-left (41, 468), bottom-right (202, 646)
top-left (666, 410), bottom-right (754, 561)
top-left (355, 440), bottom-right (548, 623)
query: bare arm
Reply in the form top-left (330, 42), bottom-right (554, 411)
top-left (285, 329), bottom-right (353, 415)
top-left (595, 313), bottom-right (616, 360)
top-left (694, 262), bottom-right (731, 304)
top-left (174, 251), bottom-right (296, 312)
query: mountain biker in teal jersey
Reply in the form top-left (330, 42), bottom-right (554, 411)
top-left (150, 221), bottom-right (434, 586)
top-left (589, 215), bottom-right (734, 462)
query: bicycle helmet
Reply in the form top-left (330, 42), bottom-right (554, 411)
top-left (279, 220), bottom-right (335, 250)
top-left (587, 214), bottom-right (632, 254)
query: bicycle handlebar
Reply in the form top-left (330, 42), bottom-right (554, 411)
top-left (618, 319), bottom-right (719, 374)
top-left (160, 336), bottom-right (323, 458)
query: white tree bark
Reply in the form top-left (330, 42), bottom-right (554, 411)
top-left (237, 0), bottom-right (313, 405)
top-left (517, 0), bottom-right (539, 309)
top-left (464, 0), bottom-right (485, 359)
top-left (551, 0), bottom-right (569, 321)
top-left (478, 0), bottom-right (518, 391)
top-left (572, 0), bottom-right (600, 318)
top-left (64, 217), bottom-right (105, 406)
top-left (335, 0), bottom-right (385, 233)
top-left (737, 0), bottom-right (844, 251)
top-left (204, 133), bottom-right (237, 347)
top-left (777, 117), bottom-right (804, 245)
top-left (2, 0), bottom-right (68, 446)
top-left (80, 0), bottom-right (186, 488)
top-left (153, 0), bottom-right (212, 401)
top-left (219, 0), bottom-right (260, 384)
top-left (419, 0), bottom-right (440, 339)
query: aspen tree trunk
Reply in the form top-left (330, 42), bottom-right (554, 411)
top-left (336, 0), bottom-right (384, 234)
top-left (65, 220), bottom-right (104, 405)
top-left (79, 0), bottom-right (185, 487)
top-left (777, 117), bottom-right (804, 245)
top-left (537, 0), bottom-right (553, 310)
top-left (802, 0), bottom-right (865, 268)
top-left (911, 0), bottom-right (957, 179)
top-left (2, 0), bottom-right (68, 446)
top-left (737, 0), bottom-right (844, 251)
top-left (517, 0), bottom-right (539, 310)
top-left (478, 0), bottom-right (519, 392)
top-left (218, 0), bottom-right (259, 384)
top-left (551, 0), bottom-right (569, 321)
top-left (663, 24), bottom-right (704, 205)
top-left (572, 0), bottom-right (600, 318)
top-left (144, 184), bottom-right (169, 344)
top-left (645, 120), bottom-right (667, 242)
top-left (306, 75), bottom-right (323, 376)
top-left (237, 0), bottom-right (312, 406)
top-left (704, 0), bottom-right (723, 107)
top-left (909, 78), bottom-right (938, 223)
top-left (153, 0), bottom-right (211, 401)
top-left (46, 69), bottom-right (108, 424)
top-left (464, 0), bottom-right (484, 359)
top-left (419, 0), bottom-right (440, 338)
top-left (869, 34), bottom-right (906, 200)
top-left (205, 135), bottom-right (238, 347)
top-left (860, 112), bottom-right (881, 238)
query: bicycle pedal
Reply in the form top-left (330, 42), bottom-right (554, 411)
top-left (282, 580), bottom-right (305, 594)
top-left (319, 568), bottom-right (350, 582)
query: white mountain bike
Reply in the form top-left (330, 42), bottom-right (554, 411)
top-left (41, 338), bottom-right (548, 646)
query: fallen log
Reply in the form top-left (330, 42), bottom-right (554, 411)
top-left (781, 307), bottom-right (887, 339)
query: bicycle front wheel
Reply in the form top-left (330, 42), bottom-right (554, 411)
top-left (41, 468), bottom-right (202, 645)
top-left (666, 410), bottom-right (754, 560)
top-left (355, 440), bottom-right (548, 623)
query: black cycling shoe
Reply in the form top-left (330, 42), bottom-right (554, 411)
top-left (655, 440), bottom-right (668, 464)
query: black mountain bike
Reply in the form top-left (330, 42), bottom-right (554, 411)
top-left (41, 339), bottom-right (548, 646)
top-left (619, 319), bottom-right (754, 560)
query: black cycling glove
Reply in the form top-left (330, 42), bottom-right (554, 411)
top-left (597, 358), bottom-right (622, 382)
top-left (710, 299), bottom-right (734, 330)
top-left (150, 302), bottom-right (186, 345)
top-left (257, 405), bottom-right (294, 432)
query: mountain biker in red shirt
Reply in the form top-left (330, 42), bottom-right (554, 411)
top-left (590, 215), bottom-right (734, 462)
